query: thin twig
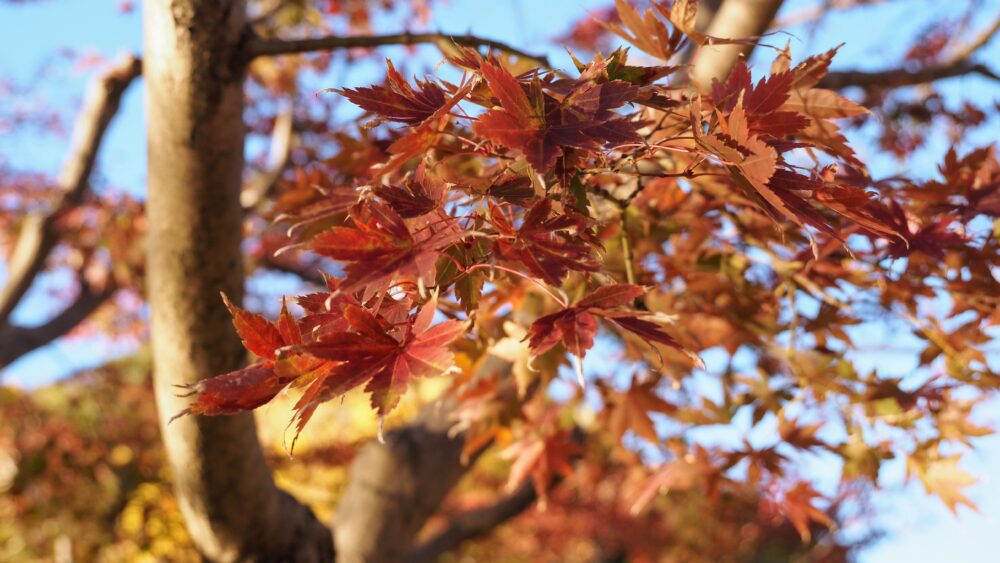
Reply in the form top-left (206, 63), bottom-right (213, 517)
top-left (621, 210), bottom-right (636, 285)
top-left (248, 31), bottom-right (551, 69)
top-left (820, 11), bottom-right (1000, 89)
top-left (241, 102), bottom-right (295, 211)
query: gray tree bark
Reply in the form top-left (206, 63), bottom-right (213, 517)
top-left (143, 1), bottom-right (332, 560)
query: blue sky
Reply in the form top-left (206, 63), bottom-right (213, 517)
top-left (1, 1), bottom-right (999, 560)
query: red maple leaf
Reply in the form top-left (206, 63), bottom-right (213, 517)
top-left (294, 300), bottom-right (465, 431)
top-left (310, 200), bottom-right (467, 295)
top-left (373, 162), bottom-right (448, 218)
top-left (473, 61), bottom-right (639, 171)
top-left (602, 374), bottom-right (677, 444)
top-left (171, 298), bottom-right (304, 420)
top-left (334, 60), bottom-right (447, 126)
top-left (502, 429), bottom-right (583, 507)
top-left (489, 198), bottom-right (601, 285)
top-left (527, 284), bottom-right (698, 384)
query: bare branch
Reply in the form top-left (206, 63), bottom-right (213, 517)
top-left (819, 61), bottom-right (1000, 90)
top-left (690, 0), bottom-right (785, 87)
top-left (248, 31), bottom-right (551, 69)
top-left (258, 253), bottom-right (327, 287)
top-left (0, 55), bottom-right (141, 327)
top-left (0, 280), bottom-right (114, 369)
top-left (405, 425), bottom-right (584, 563)
top-left (948, 11), bottom-right (1000, 64)
top-left (404, 480), bottom-right (539, 563)
top-left (819, 11), bottom-right (1000, 90)
top-left (241, 102), bottom-right (295, 211)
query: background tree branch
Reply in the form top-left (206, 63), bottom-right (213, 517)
top-left (241, 101), bottom-right (295, 211)
top-left (404, 479), bottom-right (539, 563)
top-left (819, 61), bottom-right (1000, 89)
top-left (248, 31), bottom-right (551, 68)
top-left (690, 0), bottom-right (785, 87)
top-left (0, 54), bottom-right (140, 328)
top-left (332, 354), bottom-right (514, 562)
top-left (0, 280), bottom-right (114, 368)
top-left (820, 10), bottom-right (1000, 89)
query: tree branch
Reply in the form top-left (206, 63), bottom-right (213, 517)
top-left (948, 11), bottom-right (1000, 64)
top-left (241, 102), bottom-right (295, 211)
top-left (248, 31), bottom-right (551, 69)
top-left (404, 425), bottom-right (584, 563)
top-left (690, 0), bottom-right (785, 87)
top-left (257, 253), bottom-right (327, 287)
top-left (145, 1), bottom-right (332, 559)
top-left (819, 61), bottom-right (1000, 90)
top-left (404, 480), bottom-right (539, 563)
top-left (0, 55), bottom-right (141, 327)
top-left (819, 11), bottom-right (1000, 90)
top-left (0, 280), bottom-right (114, 369)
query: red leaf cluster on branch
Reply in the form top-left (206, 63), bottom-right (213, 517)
top-left (173, 0), bottom-right (1000, 530)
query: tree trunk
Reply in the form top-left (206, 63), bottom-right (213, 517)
top-left (690, 0), bottom-right (785, 87)
top-left (143, 1), bottom-right (332, 560)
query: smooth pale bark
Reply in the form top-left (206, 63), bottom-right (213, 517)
top-left (690, 0), bottom-right (785, 87)
top-left (332, 356), bottom-right (521, 562)
top-left (334, 407), bottom-right (471, 563)
top-left (143, 1), bottom-right (331, 560)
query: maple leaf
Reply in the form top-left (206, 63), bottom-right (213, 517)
top-left (656, 0), bottom-right (760, 52)
top-left (334, 60), bottom-right (447, 126)
top-left (777, 417), bottom-right (828, 451)
top-left (908, 449), bottom-right (979, 514)
top-left (490, 198), bottom-right (601, 285)
top-left (527, 284), bottom-right (698, 384)
top-left (473, 60), bottom-right (639, 171)
top-left (872, 200), bottom-right (964, 258)
top-left (271, 168), bottom-right (360, 239)
top-left (294, 300), bottom-right (465, 432)
top-left (171, 364), bottom-right (289, 420)
top-left (310, 200), bottom-right (467, 295)
top-left (779, 481), bottom-right (835, 542)
top-left (629, 445), bottom-right (722, 515)
top-left (602, 374), bottom-right (676, 444)
top-left (788, 47), bottom-right (840, 90)
top-left (569, 47), bottom-right (676, 88)
top-left (711, 61), bottom-right (794, 117)
top-left (376, 79), bottom-right (474, 176)
top-left (814, 184), bottom-right (908, 243)
top-left (695, 98), bottom-right (827, 245)
top-left (502, 429), bottom-right (582, 507)
top-left (783, 87), bottom-right (868, 120)
top-left (373, 162), bottom-right (448, 218)
top-left (221, 293), bottom-right (285, 360)
top-left (601, 0), bottom-right (684, 61)
top-left (173, 298), bottom-right (305, 420)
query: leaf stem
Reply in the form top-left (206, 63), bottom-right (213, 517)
top-left (621, 209), bottom-right (636, 285)
top-left (466, 263), bottom-right (568, 308)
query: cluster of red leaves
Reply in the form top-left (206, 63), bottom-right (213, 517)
top-left (179, 0), bottom-right (999, 534)
top-left (174, 286), bottom-right (464, 444)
